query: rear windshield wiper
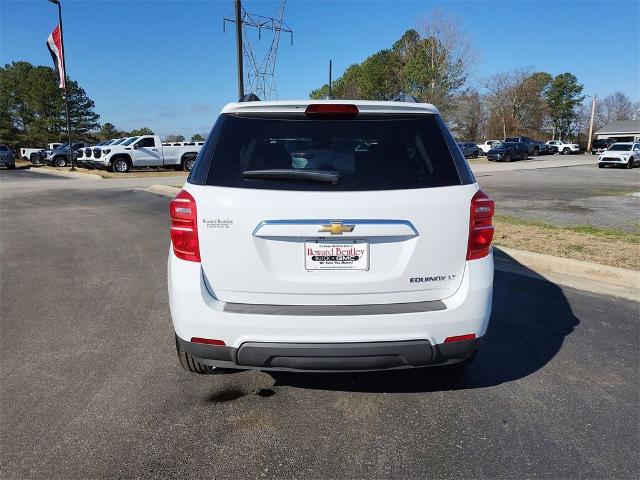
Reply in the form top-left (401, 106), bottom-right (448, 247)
top-left (242, 169), bottom-right (340, 185)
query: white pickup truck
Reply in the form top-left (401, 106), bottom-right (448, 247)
top-left (476, 140), bottom-right (502, 154)
top-left (93, 135), bottom-right (203, 173)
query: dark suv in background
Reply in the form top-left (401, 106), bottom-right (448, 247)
top-left (505, 137), bottom-right (537, 155)
top-left (591, 138), bottom-right (615, 155)
top-left (457, 142), bottom-right (482, 158)
top-left (487, 141), bottom-right (528, 162)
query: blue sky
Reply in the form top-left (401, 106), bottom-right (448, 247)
top-left (2, 0), bottom-right (639, 138)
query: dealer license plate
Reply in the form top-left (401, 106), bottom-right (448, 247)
top-left (304, 241), bottom-right (369, 271)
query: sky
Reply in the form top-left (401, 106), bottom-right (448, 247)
top-left (1, 0), bottom-right (639, 138)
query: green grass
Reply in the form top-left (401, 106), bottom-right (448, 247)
top-left (494, 215), bottom-right (640, 243)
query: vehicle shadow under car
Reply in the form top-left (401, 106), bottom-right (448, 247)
top-left (265, 254), bottom-right (579, 393)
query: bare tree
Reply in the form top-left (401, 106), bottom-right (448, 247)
top-left (484, 69), bottom-right (551, 138)
top-left (451, 89), bottom-right (487, 140)
top-left (594, 92), bottom-right (636, 129)
top-left (414, 10), bottom-right (478, 114)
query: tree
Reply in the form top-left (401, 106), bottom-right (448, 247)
top-left (129, 127), bottom-right (154, 136)
top-left (590, 91), bottom-right (637, 131)
top-left (484, 70), bottom-right (552, 139)
top-left (191, 133), bottom-right (205, 141)
top-left (98, 122), bottom-right (119, 140)
top-left (309, 10), bottom-right (475, 115)
top-left (164, 134), bottom-right (185, 142)
top-left (450, 89), bottom-right (486, 140)
top-left (0, 61), bottom-right (100, 149)
top-left (546, 73), bottom-right (584, 139)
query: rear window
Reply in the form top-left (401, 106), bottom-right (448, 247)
top-left (190, 114), bottom-right (471, 191)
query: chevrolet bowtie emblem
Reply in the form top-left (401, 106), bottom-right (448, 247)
top-left (318, 222), bottom-right (355, 235)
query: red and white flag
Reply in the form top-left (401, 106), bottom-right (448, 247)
top-left (46, 25), bottom-right (65, 88)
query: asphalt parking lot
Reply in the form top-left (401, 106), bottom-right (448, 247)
top-left (478, 162), bottom-right (640, 233)
top-left (1, 170), bottom-right (638, 479)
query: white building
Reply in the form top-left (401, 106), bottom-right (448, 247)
top-left (595, 120), bottom-right (640, 142)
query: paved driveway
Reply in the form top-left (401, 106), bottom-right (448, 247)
top-left (1, 171), bottom-right (638, 479)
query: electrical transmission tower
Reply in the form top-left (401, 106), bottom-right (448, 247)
top-left (224, 1), bottom-right (293, 100)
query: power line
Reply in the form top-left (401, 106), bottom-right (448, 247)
top-left (223, 0), bottom-right (293, 100)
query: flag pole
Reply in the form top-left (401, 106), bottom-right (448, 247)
top-left (50, 0), bottom-right (74, 171)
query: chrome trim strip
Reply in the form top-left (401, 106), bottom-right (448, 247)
top-left (223, 300), bottom-right (445, 316)
top-left (252, 219), bottom-right (419, 236)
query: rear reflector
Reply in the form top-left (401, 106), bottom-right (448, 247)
top-left (444, 334), bottom-right (476, 343)
top-left (467, 190), bottom-right (495, 260)
top-left (191, 337), bottom-right (226, 346)
top-left (169, 190), bottom-right (200, 262)
top-left (305, 104), bottom-right (359, 118)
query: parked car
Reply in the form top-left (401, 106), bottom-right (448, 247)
top-left (477, 140), bottom-right (502, 154)
top-left (591, 138), bottom-right (616, 155)
top-left (92, 135), bottom-right (202, 173)
top-left (457, 142), bottom-right (482, 158)
top-left (0, 144), bottom-right (16, 169)
top-left (486, 141), bottom-right (528, 162)
top-left (598, 142), bottom-right (640, 169)
top-left (505, 136), bottom-right (537, 155)
top-left (546, 140), bottom-right (580, 155)
top-left (532, 140), bottom-right (554, 155)
top-left (168, 98), bottom-right (495, 375)
top-left (45, 142), bottom-right (89, 167)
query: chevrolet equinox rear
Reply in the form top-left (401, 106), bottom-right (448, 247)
top-left (168, 100), bottom-right (494, 373)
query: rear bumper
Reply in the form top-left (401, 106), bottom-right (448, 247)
top-left (168, 249), bottom-right (493, 372)
top-left (176, 335), bottom-right (481, 372)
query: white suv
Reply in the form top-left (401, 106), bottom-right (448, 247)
top-left (168, 100), bottom-right (495, 374)
top-left (546, 140), bottom-right (580, 155)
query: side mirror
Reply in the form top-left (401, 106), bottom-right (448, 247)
top-left (132, 144), bottom-right (139, 149)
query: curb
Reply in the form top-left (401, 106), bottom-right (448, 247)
top-left (142, 185), bottom-right (639, 301)
top-left (143, 185), bottom-right (180, 197)
top-left (494, 246), bottom-right (639, 301)
top-left (28, 167), bottom-right (103, 181)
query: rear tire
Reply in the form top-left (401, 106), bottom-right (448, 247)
top-left (472, 151), bottom-right (479, 158)
top-left (533, 147), bottom-right (539, 156)
top-left (175, 336), bottom-right (213, 374)
top-left (182, 155), bottom-right (196, 172)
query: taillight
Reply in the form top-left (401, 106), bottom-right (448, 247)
top-left (305, 104), bottom-right (359, 118)
top-left (444, 333), bottom-right (477, 343)
top-left (191, 337), bottom-right (225, 346)
top-left (169, 189), bottom-right (200, 262)
top-left (467, 190), bottom-right (495, 260)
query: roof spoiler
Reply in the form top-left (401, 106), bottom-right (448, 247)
top-left (239, 93), bottom-right (261, 102)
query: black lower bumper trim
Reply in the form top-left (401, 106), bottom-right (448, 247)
top-left (177, 335), bottom-right (482, 372)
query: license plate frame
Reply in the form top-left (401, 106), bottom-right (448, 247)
top-left (304, 240), bottom-right (369, 271)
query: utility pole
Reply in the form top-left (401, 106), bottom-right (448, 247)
top-left (587, 94), bottom-right (597, 154)
top-left (234, 0), bottom-right (244, 99)
top-left (224, 1), bottom-right (293, 100)
top-left (48, 0), bottom-right (75, 170)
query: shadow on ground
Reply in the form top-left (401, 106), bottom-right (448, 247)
top-left (265, 253), bottom-right (580, 393)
